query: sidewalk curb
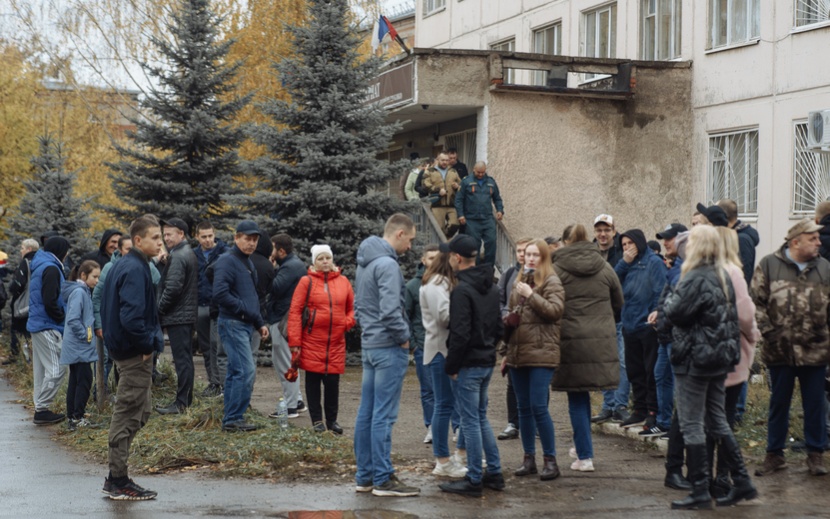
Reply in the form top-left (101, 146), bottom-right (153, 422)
top-left (593, 422), bottom-right (668, 454)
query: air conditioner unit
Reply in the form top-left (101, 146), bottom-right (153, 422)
top-left (807, 109), bottom-right (830, 150)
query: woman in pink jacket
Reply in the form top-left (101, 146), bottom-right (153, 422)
top-left (710, 227), bottom-right (759, 498)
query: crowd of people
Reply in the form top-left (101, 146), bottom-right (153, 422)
top-left (2, 183), bottom-right (830, 507)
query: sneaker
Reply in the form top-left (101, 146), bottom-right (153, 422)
top-left (33, 410), bottom-right (65, 425)
top-left (312, 421), bottom-right (327, 433)
top-left (807, 452), bottom-right (828, 476)
top-left (222, 421), bottom-right (259, 432)
top-left (296, 401), bottom-right (307, 413)
top-left (107, 479), bottom-right (158, 501)
top-left (355, 481), bottom-right (373, 493)
top-left (569, 447), bottom-right (577, 459)
top-left (155, 403), bottom-right (184, 415)
top-left (497, 423), bottom-right (519, 440)
top-left (591, 409), bottom-right (613, 424)
top-left (286, 409), bottom-right (300, 419)
top-left (612, 407), bottom-right (630, 423)
top-left (482, 471), bottom-right (505, 491)
top-left (200, 383), bottom-right (222, 398)
top-left (423, 425), bottom-right (433, 444)
top-left (433, 459), bottom-right (468, 478)
top-left (570, 459), bottom-right (595, 472)
top-left (438, 476), bottom-right (483, 497)
top-left (620, 412), bottom-right (647, 429)
top-left (639, 424), bottom-right (668, 438)
top-left (102, 477), bottom-right (114, 495)
top-left (659, 432), bottom-right (670, 440)
top-left (755, 453), bottom-right (787, 476)
top-left (450, 452), bottom-right (466, 468)
top-left (67, 419), bottom-right (78, 432)
top-left (371, 476), bottom-right (420, 497)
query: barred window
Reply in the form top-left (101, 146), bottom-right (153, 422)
top-left (708, 129), bottom-right (759, 215)
top-left (795, 0), bottom-right (830, 27)
top-left (793, 121), bottom-right (830, 214)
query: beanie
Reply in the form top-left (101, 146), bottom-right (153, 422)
top-left (311, 244), bottom-right (333, 264)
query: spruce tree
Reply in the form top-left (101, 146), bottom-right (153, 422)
top-left (2, 135), bottom-right (94, 260)
top-left (107, 0), bottom-right (249, 232)
top-left (237, 0), bottom-right (407, 277)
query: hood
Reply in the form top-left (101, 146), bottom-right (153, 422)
top-left (98, 228), bottom-right (123, 254)
top-left (61, 280), bottom-right (87, 301)
top-left (44, 236), bottom-right (71, 261)
top-left (308, 266), bottom-right (342, 281)
top-left (620, 229), bottom-right (648, 260)
top-left (553, 241), bottom-right (607, 277)
top-left (110, 250), bottom-right (123, 262)
top-left (457, 264), bottom-right (495, 294)
top-left (734, 221), bottom-right (760, 246)
top-left (357, 236), bottom-right (397, 268)
top-left (254, 231), bottom-right (273, 258)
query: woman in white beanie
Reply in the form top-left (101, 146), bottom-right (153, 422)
top-left (287, 244), bottom-right (355, 434)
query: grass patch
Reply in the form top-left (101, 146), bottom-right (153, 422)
top-left (1, 340), bottom-right (354, 480)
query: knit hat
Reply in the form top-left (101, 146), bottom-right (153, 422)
top-left (311, 244), bottom-right (333, 264)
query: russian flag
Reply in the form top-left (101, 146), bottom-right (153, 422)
top-left (372, 15), bottom-right (399, 52)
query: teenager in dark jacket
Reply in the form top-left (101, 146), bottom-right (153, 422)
top-left (81, 228), bottom-right (123, 268)
top-left (615, 228), bottom-right (666, 430)
top-left (439, 234), bottom-right (504, 497)
top-left (28, 236), bottom-right (70, 425)
top-left (194, 221), bottom-right (227, 396)
top-left (213, 220), bottom-right (269, 432)
top-left (663, 224), bottom-right (756, 510)
top-left (156, 218), bottom-right (199, 414)
top-left (101, 216), bottom-right (163, 501)
top-left (249, 231), bottom-right (274, 378)
top-left (5, 239), bottom-right (38, 365)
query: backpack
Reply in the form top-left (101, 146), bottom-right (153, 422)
top-left (13, 259), bottom-right (31, 319)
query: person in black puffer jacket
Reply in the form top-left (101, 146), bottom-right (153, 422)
top-left (663, 225), bottom-right (756, 510)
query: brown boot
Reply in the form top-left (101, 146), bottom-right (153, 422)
top-left (807, 452), bottom-right (828, 476)
top-left (514, 454), bottom-right (537, 476)
top-left (754, 453), bottom-right (787, 476)
top-left (540, 455), bottom-right (560, 481)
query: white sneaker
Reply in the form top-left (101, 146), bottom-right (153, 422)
top-left (433, 459), bottom-right (468, 478)
top-left (450, 451), bottom-right (466, 467)
top-left (569, 447), bottom-right (577, 459)
top-left (423, 425), bottom-right (433, 444)
top-left (570, 459), bottom-right (595, 472)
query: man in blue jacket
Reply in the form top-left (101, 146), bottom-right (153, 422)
top-left (213, 220), bottom-right (269, 432)
top-left (28, 236), bottom-right (71, 425)
top-left (194, 221), bottom-right (227, 397)
top-left (101, 215), bottom-right (164, 500)
top-left (615, 229), bottom-right (667, 430)
top-left (455, 162), bottom-right (504, 265)
top-left (353, 214), bottom-right (420, 497)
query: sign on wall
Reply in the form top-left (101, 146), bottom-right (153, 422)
top-left (365, 62), bottom-right (414, 110)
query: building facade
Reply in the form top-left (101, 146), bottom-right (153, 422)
top-left (405, 0), bottom-right (830, 257)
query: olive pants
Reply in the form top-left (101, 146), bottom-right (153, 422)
top-left (108, 354), bottom-right (152, 479)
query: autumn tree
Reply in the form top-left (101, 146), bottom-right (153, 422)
top-left (235, 0), bottom-right (405, 277)
top-left (2, 135), bottom-right (94, 259)
top-left (107, 0), bottom-right (250, 232)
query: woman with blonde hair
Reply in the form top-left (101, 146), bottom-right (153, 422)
top-left (663, 225), bottom-right (757, 509)
top-left (551, 224), bottom-right (623, 472)
top-left (420, 252), bottom-right (466, 478)
top-left (501, 239), bottom-right (565, 481)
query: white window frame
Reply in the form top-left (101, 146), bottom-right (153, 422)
top-left (792, 120), bottom-right (830, 214)
top-left (582, 3), bottom-right (617, 60)
top-left (708, 129), bottom-right (759, 217)
top-left (707, 0), bottom-right (760, 50)
top-left (423, 0), bottom-right (446, 17)
top-left (641, 0), bottom-right (682, 60)
top-left (490, 38), bottom-right (516, 84)
top-left (532, 22), bottom-right (563, 86)
top-left (795, 0), bottom-right (830, 28)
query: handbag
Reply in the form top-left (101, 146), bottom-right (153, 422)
top-left (279, 276), bottom-right (313, 339)
top-left (13, 259), bottom-right (31, 319)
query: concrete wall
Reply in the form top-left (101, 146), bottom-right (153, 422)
top-left (487, 64), bottom-right (694, 240)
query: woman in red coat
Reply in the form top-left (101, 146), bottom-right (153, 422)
top-left (288, 245), bottom-right (355, 435)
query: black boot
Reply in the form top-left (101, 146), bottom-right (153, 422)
top-left (664, 470), bottom-right (692, 491)
top-left (715, 435), bottom-right (758, 507)
top-left (710, 437), bottom-right (733, 499)
top-left (671, 444), bottom-right (713, 510)
top-left (514, 454), bottom-right (537, 476)
top-left (665, 413), bottom-right (690, 490)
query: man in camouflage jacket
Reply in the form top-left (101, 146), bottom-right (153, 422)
top-left (751, 218), bottom-right (830, 477)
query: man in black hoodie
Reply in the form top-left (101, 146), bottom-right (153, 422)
top-left (717, 199), bottom-right (759, 286)
top-left (82, 229), bottom-right (123, 269)
top-left (439, 234), bottom-right (504, 498)
top-left (249, 231), bottom-right (274, 385)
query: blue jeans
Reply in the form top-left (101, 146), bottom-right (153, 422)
top-left (455, 366), bottom-right (501, 484)
top-left (568, 391), bottom-right (593, 460)
top-left (354, 345), bottom-right (409, 486)
top-left (429, 353), bottom-right (465, 458)
top-left (602, 322), bottom-right (630, 411)
top-left (654, 342), bottom-right (674, 429)
top-left (767, 365), bottom-right (828, 454)
top-left (511, 367), bottom-right (556, 457)
top-left (218, 318), bottom-right (255, 426)
top-left (413, 347), bottom-right (434, 428)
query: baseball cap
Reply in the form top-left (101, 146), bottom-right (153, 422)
top-left (594, 214), bottom-right (614, 227)
top-left (439, 234), bottom-right (479, 258)
top-left (160, 217), bottom-right (189, 235)
top-left (695, 203), bottom-right (729, 227)
top-left (235, 220), bottom-right (261, 236)
top-left (785, 218), bottom-right (823, 241)
top-left (656, 223), bottom-right (688, 240)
